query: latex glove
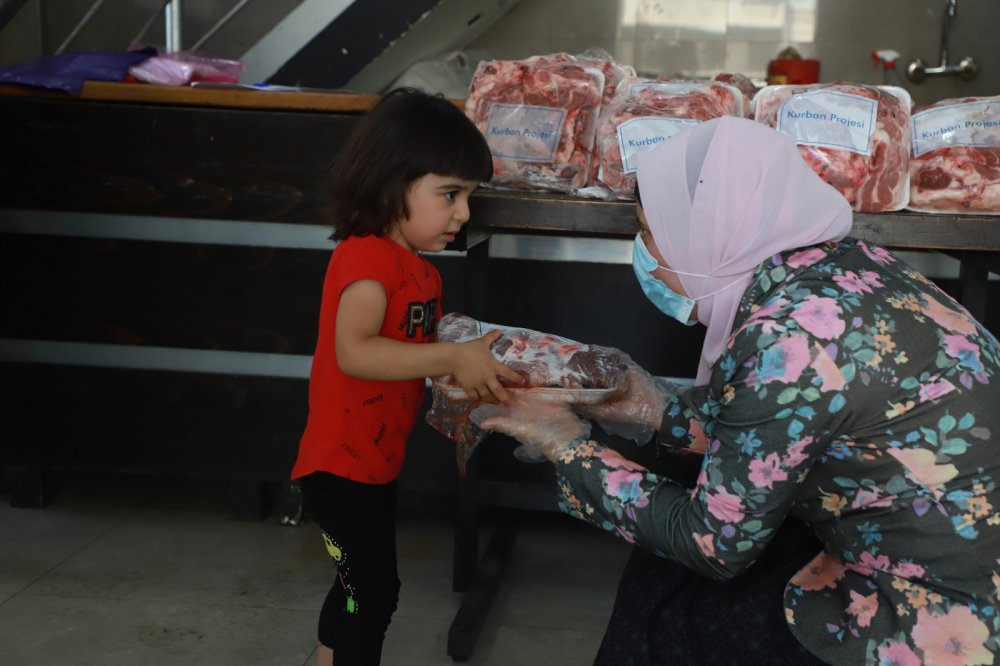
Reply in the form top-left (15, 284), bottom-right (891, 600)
top-left (574, 356), bottom-right (669, 438)
top-left (470, 394), bottom-right (591, 463)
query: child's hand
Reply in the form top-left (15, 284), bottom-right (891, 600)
top-left (451, 330), bottom-right (523, 403)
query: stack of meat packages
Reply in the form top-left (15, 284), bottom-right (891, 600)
top-left (754, 82), bottom-right (912, 212)
top-left (908, 95), bottom-right (1000, 214)
top-left (466, 55), bottom-right (998, 215)
top-left (464, 53), bottom-right (611, 193)
top-left (464, 54), bottom-right (757, 199)
top-left (590, 77), bottom-right (747, 198)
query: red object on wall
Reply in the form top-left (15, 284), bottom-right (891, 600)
top-left (766, 59), bottom-right (820, 85)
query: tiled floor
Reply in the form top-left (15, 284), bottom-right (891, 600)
top-left (0, 471), bottom-right (632, 665)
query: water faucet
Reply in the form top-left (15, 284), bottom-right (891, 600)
top-left (906, 0), bottom-right (978, 83)
top-left (940, 0), bottom-right (956, 67)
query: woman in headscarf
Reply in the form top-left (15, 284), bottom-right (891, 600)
top-left (474, 117), bottom-right (1000, 665)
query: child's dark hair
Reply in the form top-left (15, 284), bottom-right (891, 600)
top-left (329, 87), bottom-right (493, 241)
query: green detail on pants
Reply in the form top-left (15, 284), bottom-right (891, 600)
top-left (321, 531), bottom-right (357, 614)
top-left (322, 532), bottom-right (343, 562)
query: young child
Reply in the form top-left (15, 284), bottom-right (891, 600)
top-left (291, 87), bottom-right (521, 666)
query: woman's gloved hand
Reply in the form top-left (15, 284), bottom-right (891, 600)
top-left (470, 394), bottom-right (591, 463)
top-left (575, 357), bottom-right (669, 435)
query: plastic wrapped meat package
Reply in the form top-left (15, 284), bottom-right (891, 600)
top-left (426, 313), bottom-right (630, 475)
top-left (576, 49), bottom-right (637, 189)
top-left (464, 53), bottom-right (605, 193)
top-left (575, 48), bottom-right (636, 108)
top-left (908, 96), bottom-right (1000, 214)
top-left (656, 77), bottom-right (746, 118)
top-left (592, 79), bottom-right (739, 198)
top-left (711, 72), bottom-right (760, 118)
top-left (754, 83), bottom-right (912, 212)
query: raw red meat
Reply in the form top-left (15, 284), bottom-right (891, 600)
top-left (593, 80), bottom-right (731, 197)
top-left (655, 77), bottom-right (746, 117)
top-left (465, 53), bottom-right (605, 193)
top-left (576, 49), bottom-right (636, 108)
top-left (576, 50), bottom-right (637, 188)
top-left (426, 313), bottom-right (629, 474)
top-left (754, 82), bottom-right (911, 212)
top-left (712, 72), bottom-right (759, 118)
top-left (908, 96), bottom-right (1000, 214)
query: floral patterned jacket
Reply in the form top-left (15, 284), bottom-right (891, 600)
top-left (555, 239), bottom-right (1000, 665)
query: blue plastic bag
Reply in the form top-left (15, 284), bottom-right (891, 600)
top-left (0, 48), bottom-right (154, 95)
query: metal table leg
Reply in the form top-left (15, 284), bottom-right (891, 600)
top-left (447, 231), bottom-right (520, 660)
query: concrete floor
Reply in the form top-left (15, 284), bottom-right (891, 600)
top-left (0, 471), bottom-right (632, 665)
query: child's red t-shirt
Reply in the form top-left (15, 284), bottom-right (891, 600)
top-left (292, 234), bottom-right (442, 484)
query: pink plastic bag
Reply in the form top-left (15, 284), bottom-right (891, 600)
top-left (127, 45), bottom-right (246, 86)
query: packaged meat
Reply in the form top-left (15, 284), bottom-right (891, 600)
top-left (465, 53), bottom-right (605, 193)
top-left (654, 77), bottom-right (746, 118)
top-left (576, 48), bottom-right (637, 188)
top-left (754, 83), bottom-right (912, 212)
top-left (908, 96), bottom-right (1000, 215)
top-left (712, 72), bottom-right (760, 118)
top-left (592, 80), bottom-right (735, 198)
top-left (576, 48), bottom-right (636, 108)
top-left (426, 313), bottom-right (630, 474)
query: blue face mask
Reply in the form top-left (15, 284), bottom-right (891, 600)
top-left (632, 234), bottom-right (697, 326)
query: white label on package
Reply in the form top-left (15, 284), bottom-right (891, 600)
top-left (911, 99), bottom-right (1000, 157)
top-left (776, 91), bottom-right (877, 156)
top-left (617, 117), bottom-right (699, 173)
top-left (485, 103), bottom-right (566, 162)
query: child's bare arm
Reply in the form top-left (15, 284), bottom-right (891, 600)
top-left (335, 280), bottom-right (521, 402)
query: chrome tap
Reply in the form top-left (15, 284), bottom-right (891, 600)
top-left (906, 0), bottom-right (978, 82)
top-left (938, 0), bottom-right (957, 70)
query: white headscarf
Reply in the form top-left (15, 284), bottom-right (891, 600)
top-left (635, 116), bottom-right (853, 384)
